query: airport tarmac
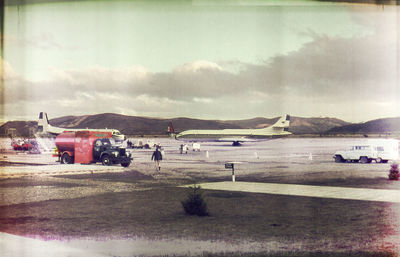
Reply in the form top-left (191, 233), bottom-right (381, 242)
top-left (1, 137), bottom-right (397, 190)
top-left (1, 137), bottom-right (400, 256)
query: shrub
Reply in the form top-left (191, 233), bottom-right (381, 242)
top-left (388, 163), bottom-right (400, 180)
top-left (181, 185), bottom-right (209, 216)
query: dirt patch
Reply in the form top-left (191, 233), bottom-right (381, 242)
top-left (53, 169), bottom-right (154, 182)
top-left (0, 178), bottom-right (83, 188)
top-left (0, 161), bottom-right (47, 167)
top-left (207, 192), bottom-right (248, 198)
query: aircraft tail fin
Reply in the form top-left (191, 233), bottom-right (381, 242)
top-left (167, 122), bottom-right (176, 137)
top-left (37, 112), bottom-right (50, 133)
top-left (272, 114), bottom-right (291, 132)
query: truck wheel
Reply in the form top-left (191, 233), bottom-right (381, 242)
top-left (376, 157), bottom-right (382, 163)
top-left (61, 153), bottom-right (73, 164)
top-left (360, 156), bottom-right (369, 164)
top-left (335, 155), bottom-right (344, 163)
top-left (101, 155), bottom-right (111, 166)
top-left (121, 162), bottom-right (130, 167)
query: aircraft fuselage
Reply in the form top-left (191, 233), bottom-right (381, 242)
top-left (173, 115), bottom-right (291, 143)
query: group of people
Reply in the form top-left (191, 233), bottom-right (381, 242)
top-left (179, 144), bottom-right (189, 154)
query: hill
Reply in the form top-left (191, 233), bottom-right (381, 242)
top-left (0, 113), bottom-right (357, 138)
top-left (47, 114), bottom-right (351, 135)
top-left (327, 117), bottom-right (400, 134)
top-left (0, 121), bottom-right (37, 137)
top-left (49, 114), bottom-right (270, 135)
top-left (289, 117), bottom-right (350, 134)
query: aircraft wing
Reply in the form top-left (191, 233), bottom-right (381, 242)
top-left (217, 137), bottom-right (258, 143)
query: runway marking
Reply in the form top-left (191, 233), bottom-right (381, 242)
top-left (186, 182), bottom-right (400, 203)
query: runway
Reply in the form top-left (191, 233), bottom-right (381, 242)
top-left (188, 181), bottom-right (400, 203)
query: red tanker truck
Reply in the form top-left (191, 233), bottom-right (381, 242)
top-left (54, 131), bottom-right (132, 167)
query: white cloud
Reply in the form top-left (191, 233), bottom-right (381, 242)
top-left (193, 97), bottom-right (213, 103)
top-left (174, 60), bottom-right (223, 73)
top-left (0, 58), bottom-right (18, 80)
top-left (2, 27), bottom-right (399, 122)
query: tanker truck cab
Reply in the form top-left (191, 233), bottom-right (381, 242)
top-left (111, 130), bottom-right (125, 142)
top-left (93, 138), bottom-right (132, 167)
top-left (55, 131), bottom-right (132, 167)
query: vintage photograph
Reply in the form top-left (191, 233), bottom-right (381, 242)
top-left (1, 0), bottom-right (400, 256)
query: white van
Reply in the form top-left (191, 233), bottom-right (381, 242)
top-left (334, 139), bottom-right (399, 163)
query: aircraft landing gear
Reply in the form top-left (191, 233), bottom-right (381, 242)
top-left (232, 141), bottom-right (241, 146)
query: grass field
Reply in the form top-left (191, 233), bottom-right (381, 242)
top-left (1, 169), bottom-right (400, 256)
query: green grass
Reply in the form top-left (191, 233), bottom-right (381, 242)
top-left (1, 185), bottom-right (398, 252)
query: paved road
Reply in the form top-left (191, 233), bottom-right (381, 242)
top-left (0, 232), bottom-right (279, 257)
top-left (190, 181), bottom-right (400, 203)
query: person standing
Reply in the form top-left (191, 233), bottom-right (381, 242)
top-left (151, 146), bottom-right (163, 171)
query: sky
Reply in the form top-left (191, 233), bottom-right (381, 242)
top-left (1, 0), bottom-right (399, 122)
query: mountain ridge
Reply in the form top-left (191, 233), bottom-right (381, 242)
top-left (1, 113), bottom-right (398, 137)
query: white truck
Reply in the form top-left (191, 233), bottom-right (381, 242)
top-left (334, 139), bottom-right (399, 164)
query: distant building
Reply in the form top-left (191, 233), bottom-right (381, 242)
top-left (29, 127), bottom-right (36, 137)
top-left (7, 128), bottom-right (17, 137)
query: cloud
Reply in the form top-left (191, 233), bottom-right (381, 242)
top-left (4, 33), bottom-right (77, 51)
top-left (253, 34), bottom-right (398, 100)
top-left (2, 28), bottom-right (399, 122)
top-left (174, 60), bottom-right (223, 73)
top-left (0, 58), bottom-right (18, 80)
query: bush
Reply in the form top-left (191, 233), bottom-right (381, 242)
top-left (181, 185), bottom-right (209, 216)
top-left (388, 163), bottom-right (400, 180)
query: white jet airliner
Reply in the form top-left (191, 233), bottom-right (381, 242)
top-left (37, 112), bottom-right (125, 141)
top-left (168, 115), bottom-right (291, 146)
